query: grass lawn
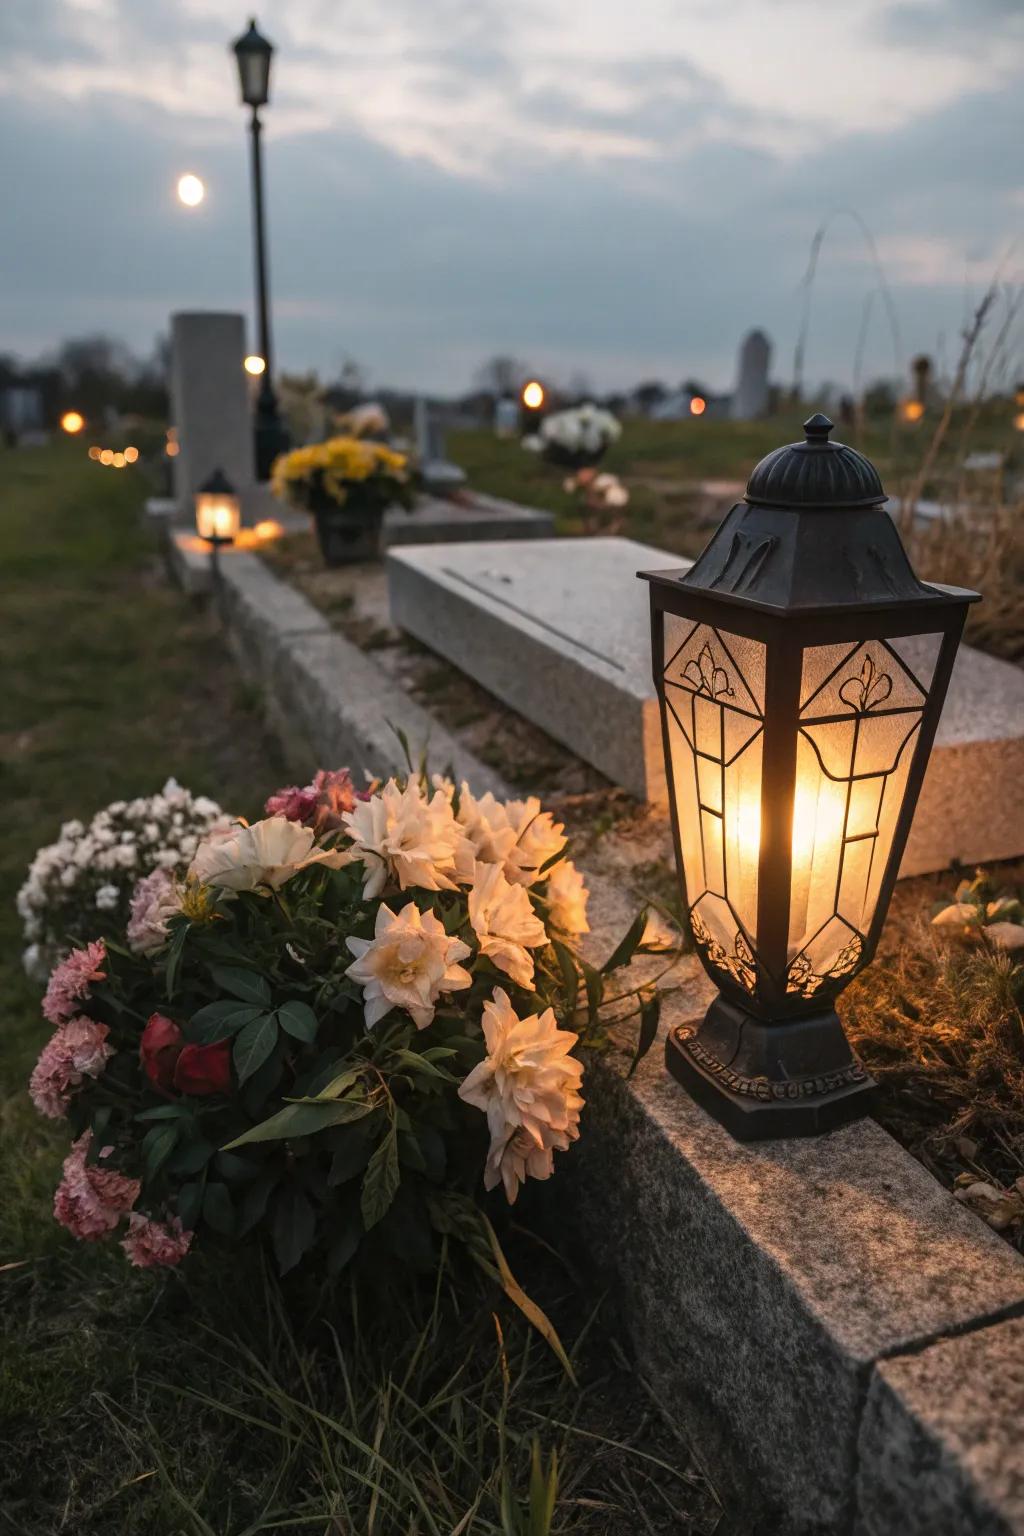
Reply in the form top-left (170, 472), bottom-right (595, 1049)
top-left (0, 443), bottom-right (718, 1535)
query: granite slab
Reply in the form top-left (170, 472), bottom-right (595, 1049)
top-left (856, 1316), bottom-right (1024, 1535)
top-left (387, 535), bottom-right (1024, 875)
top-left (384, 494), bottom-right (553, 546)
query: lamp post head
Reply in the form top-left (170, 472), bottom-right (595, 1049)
top-left (195, 468), bottom-right (241, 546)
top-left (639, 415), bottom-right (979, 1138)
top-left (232, 16), bottom-right (274, 108)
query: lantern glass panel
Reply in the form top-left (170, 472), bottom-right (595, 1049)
top-left (663, 616), bottom-right (766, 996)
top-left (785, 632), bottom-right (943, 1001)
top-left (196, 490), bottom-right (241, 542)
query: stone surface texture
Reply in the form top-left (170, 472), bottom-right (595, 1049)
top-left (856, 1317), bottom-right (1024, 1536)
top-left (166, 535), bottom-right (1024, 1536)
top-left (387, 534), bottom-right (1024, 874)
top-left (169, 312), bottom-right (257, 521)
top-left (385, 494), bottom-right (553, 546)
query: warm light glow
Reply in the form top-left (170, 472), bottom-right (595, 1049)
top-left (1014, 412), bottom-right (1024, 432)
top-left (254, 518), bottom-right (280, 539)
top-left (522, 380), bottom-right (545, 410)
top-left (166, 428), bottom-right (180, 458)
top-left (124, 446), bottom-right (139, 464)
top-left (60, 411), bottom-right (85, 434)
top-left (195, 489), bottom-right (241, 543)
top-left (244, 354), bottom-right (266, 376)
top-left (901, 398), bottom-right (925, 423)
top-left (689, 396), bottom-right (707, 417)
top-left (177, 173), bottom-right (205, 207)
top-left (111, 452), bottom-right (126, 468)
top-left (99, 449), bottom-right (114, 465)
top-left (88, 446), bottom-right (101, 460)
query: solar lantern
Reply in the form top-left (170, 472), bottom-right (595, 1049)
top-left (195, 468), bottom-right (241, 592)
top-left (639, 414), bottom-right (979, 1139)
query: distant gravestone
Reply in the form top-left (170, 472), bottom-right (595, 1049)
top-left (494, 397), bottom-right (519, 438)
top-left (170, 312), bottom-right (256, 522)
top-left (413, 397), bottom-right (467, 498)
top-left (731, 329), bottom-right (772, 420)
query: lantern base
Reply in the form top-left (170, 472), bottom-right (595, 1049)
top-left (666, 996), bottom-right (875, 1141)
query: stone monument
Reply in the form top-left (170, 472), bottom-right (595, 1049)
top-left (169, 312), bottom-right (256, 523)
top-left (413, 397), bottom-right (467, 498)
top-left (730, 329), bottom-right (771, 420)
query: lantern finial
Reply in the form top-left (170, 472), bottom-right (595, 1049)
top-left (802, 412), bottom-right (833, 442)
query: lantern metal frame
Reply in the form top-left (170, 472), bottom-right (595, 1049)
top-left (640, 415), bottom-right (979, 1139)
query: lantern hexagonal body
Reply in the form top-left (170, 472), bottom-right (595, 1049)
top-left (640, 415), bottom-right (979, 1139)
top-left (232, 18), bottom-right (273, 108)
top-left (195, 468), bottom-right (241, 545)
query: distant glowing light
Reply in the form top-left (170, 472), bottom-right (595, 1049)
top-left (61, 410), bottom-right (85, 434)
top-left (901, 399), bottom-right (925, 423)
top-left (244, 354), bottom-right (266, 376)
top-left (100, 449), bottom-right (114, 465)
top-left (88, 446), bottom-right (101, 460)
top-left (166, 427), bottom-right (180, 458)
top-left (112, 451), bottom-right (126, 468)
top-left (124, 445), bottom-right (139, 463)
top-left (689, 396), bottom-right (707, 417)
top-left (522, 380), bottom-right (544, 410)
top-left (254, 518), bottom-right (280, 539)
top-left (177, 173), bottom-right (205, 207)
top-left (1015, 412), bottom-right (1024, 432)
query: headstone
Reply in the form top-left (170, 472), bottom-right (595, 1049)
top-left (0, 384), bottom-right (44, 437)
top-left (730, 329), bottom-right (771, 420)
top-left (494, 397), bottom-right (519, 438)
top-left (169, 312), bottom-right (256, 523)
top-left (387, 535), bottom-right (1024, 875)
top-left (413, 397), bottom-right (467, 498)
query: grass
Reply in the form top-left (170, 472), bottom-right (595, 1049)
top-left (0, 442), bottom-right (718, 1535)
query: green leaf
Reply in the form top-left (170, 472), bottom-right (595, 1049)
top-left (215, 1150), bottom-right (256, 1184)
top-left (305, 1066), bottom-right (360, 1102)
top-left (552, 940), bottom-right (579, 1020)
top-left (233, 1014), bottom-right (279, 1083)
top-left (189, 1000), bottom-right (265, 1043)
top-left (601, 907), bottom-right (649, 975)
top-left (627, 991), bottom-right (661, 1078)
top-left (202, 1181), bottom-right (235, 1237)
top-left (390, 1048), bottom-right (456, 1083)
top-left (276, 1000), bottom-right (318, 1043)
top-left (238, 1174), bottom-right (276, 1236)
top-left (222, 1099), bottom-right (372, 1150)
top-left (142, 1122), bottom-right (180, 1181)
top-left (164, 920), bottom-right (190, 1000)
top-left (167, 1136), bottom-right (216, 1176)
top-left (177, 1180), bottom-right (205, 1230)
top-left (328, 1127), bottom-right (376, 1186)
top-left (135, 1104), bottom-right (193, 1123)
top-left (360, 1125), bottom-right (400, 1230)
top-left (327, 1206), bottom-right (362, 1275)
top-left (580, 958), bottom-right (604, 1028)
top-left (272, 1188), bottom-right (316, 1275)
top-left (211, 965), bottom-right (272, 1007)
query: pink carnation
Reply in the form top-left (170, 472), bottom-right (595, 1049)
top-left (265, 767), bottom-right (356, 833)
top-left (121, 1212), bottom-right (193, 1269)
top-left (53, 1131), bottom-right (140, 1241)
top-left (127, 868), bottom-right (181, 955)
top-left (29, 1016), bottom-right (114, 1119)
top-left (42, 940), bottom-right (106, 1026)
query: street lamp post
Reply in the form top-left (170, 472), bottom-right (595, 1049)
top-left (232, 17), bottom-right (289, 481)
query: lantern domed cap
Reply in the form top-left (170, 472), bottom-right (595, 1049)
top-left (745, 414), bottom-right (886, 510)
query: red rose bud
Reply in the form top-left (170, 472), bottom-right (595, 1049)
top-left (140, 1012), bottom-right (184, 1091)
top-left (173, 1039), bottom-right (232, 1097)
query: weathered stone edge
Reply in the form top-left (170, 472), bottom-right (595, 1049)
top-left (165, 532), bottom-right (1024, 1536)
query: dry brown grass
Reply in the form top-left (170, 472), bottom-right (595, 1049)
top-left (906, 501), bottom-right (1024, 662)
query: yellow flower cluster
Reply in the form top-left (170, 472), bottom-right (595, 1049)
top-left (271, 437), bottom-right (408, 505)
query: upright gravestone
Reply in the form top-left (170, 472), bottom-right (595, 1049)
top-left (413, 397), bottom-right (467, 498)
top-left (170, 312), bottom-right (256, 522)
top-left (730, 329), bottom-right (772, 420)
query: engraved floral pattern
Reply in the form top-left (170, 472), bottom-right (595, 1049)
top-left (837, 654), bottom-right (892, 714)
top-left (785, 935), bottom-right (864, 998)
top-left (690, 910), bottom-right (757, 994)
top-left (681, 642), bottom-right (734, 701)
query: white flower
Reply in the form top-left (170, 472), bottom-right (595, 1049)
top-left (456, 785), bottom-right (519, 868)
top-left (468, 862), bottom-right (548, 988)
top-left (345, 901), bottom-right (472, 1030)
top-left (544, 859), bottom-right (589, 935)
top-left (342, 779), bottom-right (471, 899)
top-left (458, 987), bottom-right (583, 1203)
top-left (189, 816), bottom-right (345, 893)
top-left (126, 868), bottom-right (182, 954)
top-left (95, 884), bottom-right (120, 913)
top-left (502, 798), bottom-right (567, 887)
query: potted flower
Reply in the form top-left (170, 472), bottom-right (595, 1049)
top-left (271, 436), bottom-right (414, 565)
top-left (525, 403), bottom-right (622, 471)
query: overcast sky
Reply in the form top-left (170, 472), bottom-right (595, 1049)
top-left (1, 0), bottom-right (1022, 394)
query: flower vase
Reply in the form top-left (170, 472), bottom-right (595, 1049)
top-left (309, 489), bottom-right (386, 567)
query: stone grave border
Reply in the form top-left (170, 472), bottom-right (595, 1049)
top-left (164, 529), bottom-right (1024, 1536)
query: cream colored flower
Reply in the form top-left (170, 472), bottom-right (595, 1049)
top-left (468, 862), bottom-right (548, 988)
top-left (189, 817), bottom-right (345, 893)
top-left (345, 901), bottom-right (472, 1029)
top-left (342, 779), bottom-right (470, 899)
top-left (544, 859), bottom-right (589, 936)
top-left (502, 797), bottom-right (567, 887)
top-left (458, 987), bottom-right (583, 1203)
top-left (456, 785), bottom-right (519, 868)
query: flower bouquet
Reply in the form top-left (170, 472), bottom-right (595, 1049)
top-left (271, 437), bottom-right (415, 566)
top-left (524, 403), bottom-right (622, 471)
top-left (17, 780), bottom-right (230, 982)
top-left (27, 765), bottom-right (657, 1313)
